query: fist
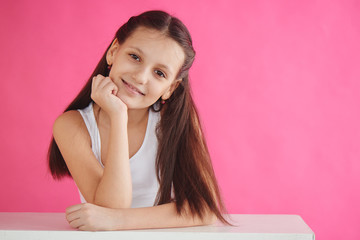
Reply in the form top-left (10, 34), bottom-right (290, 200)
top-left (91, 74), bottom-right (127, 117)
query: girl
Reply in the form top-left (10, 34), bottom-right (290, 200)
top-left (48, 10), bottom-right (230, 231)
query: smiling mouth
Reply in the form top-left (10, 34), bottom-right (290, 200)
top-left (122, 79), bottom-right (145, 96)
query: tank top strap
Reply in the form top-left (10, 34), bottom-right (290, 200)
top-left (77, 102), bottom-right (103, 167)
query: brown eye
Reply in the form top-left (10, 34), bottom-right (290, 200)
top-left (129, 54), bottom-right (140, 61)
top-left (155, 70), bottom-right (165, 78)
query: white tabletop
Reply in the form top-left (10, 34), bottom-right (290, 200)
top-left (0, 212), bottom-right (314, 240)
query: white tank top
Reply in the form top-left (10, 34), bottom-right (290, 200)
top-left (77, 102), bottom-right (161, 208)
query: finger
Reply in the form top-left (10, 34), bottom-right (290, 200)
top-left (102, 80), bottom-right (118, 94)
top-left (66, 211), bottom-right (80, 223)
top-left (78, 225), bottom-right (87, 231)
top-left (92, 75), bottom-right (101, 88)
top-left (110, 78), bottom-right (119, 95)
top-left (78, 225), bottom-right (94, 231)
top-left (91, 76), bottom-right (107, 101)
top-left (91, 77), bottom-right (100, 95)
top-left (65, 203), bottom-right (83, 215)
top-left (91, 74), bottom-right (105, 91)
top-left (68, 218), bottom-right (85, 229)
top-left (97, 76), bottom-right (112, 90)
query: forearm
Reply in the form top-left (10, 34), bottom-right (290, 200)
top-left (94, 114), bottom-right (132, 208)
top-left (66, 197), bottom-right (218, 231)
top-left (116, 201), bottom-right (217, 230)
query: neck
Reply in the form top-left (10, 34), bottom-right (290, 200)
top-left (127, 107), bottom-right (149, 128)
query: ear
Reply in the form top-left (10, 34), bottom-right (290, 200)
top-left (162, 79), bottom-right (182, 100)
top-left (106, 38), bottom-right (120, 65)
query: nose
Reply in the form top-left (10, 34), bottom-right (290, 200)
top-left (132, 66), bottom-right (149, 85)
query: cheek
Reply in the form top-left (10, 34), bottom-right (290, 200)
top-left (156, 83), bottom-right (172, 95)
top-left (113, 56), bottom-right (133, 70)
top-left (147, 80), bottom-right (161, 89)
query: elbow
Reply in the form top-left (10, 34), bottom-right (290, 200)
top-left (183, 200), bottom-right (217, 226)
top-left (204, 213), bottom-right (217, 225)
top-left (92, 185), bottom-right (132, 208)
top-left (196, 210), bottom-right (217, 226)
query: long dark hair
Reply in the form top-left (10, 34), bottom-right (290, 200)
top-left (48, 10), bottom-right (230, 224)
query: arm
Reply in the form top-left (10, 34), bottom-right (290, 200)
top-left (53, 75), bottom-right (132, 208)
top-left (65, 201), bottom-right (217, 231)
top-left (91, 75), bottom-right (132, 208)
top-left (53, 110), bottom-right (132, 208)
top-left (93, 113), bottom-right (132, 208)
top-left (120, 201), bottom-right (217, 230)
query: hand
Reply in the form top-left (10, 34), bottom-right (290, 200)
top-left (91, 74), bottom-right (128, 118)
top-left (65, 203), bottom-right (123, 231)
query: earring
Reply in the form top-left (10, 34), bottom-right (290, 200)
top-left (161, 99), bottom-right (166, 104)
top-left (107, 65), bottom-right (112, 70)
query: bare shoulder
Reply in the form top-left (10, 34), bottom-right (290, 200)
top-left (52, 109), bottom-right (103, 202)
top-left (53, 110), bottom-right (90, 144)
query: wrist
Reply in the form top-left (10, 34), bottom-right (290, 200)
top-left (109, 111), bottom-right (128, 124)
top-left (112, 208), bottom-right (127, 230)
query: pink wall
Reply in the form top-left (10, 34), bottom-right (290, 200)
top-left (0, 0), bottom-right (359, 239)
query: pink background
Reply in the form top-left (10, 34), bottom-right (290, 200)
top-left (1, 0), bottom-right (359, 239)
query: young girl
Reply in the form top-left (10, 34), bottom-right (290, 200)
top-left (48, 10), bottom-right (230, 231)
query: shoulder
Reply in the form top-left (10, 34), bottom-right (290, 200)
top-left (53, 110), bottom-right (83, 133)
top-left (53, 110), bottom-right (90, 144)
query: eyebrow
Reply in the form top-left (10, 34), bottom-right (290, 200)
top-left (128, 46), bottom-right (174, 76)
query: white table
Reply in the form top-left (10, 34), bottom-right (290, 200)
top-left (0, 212), bottom-right (315, 240)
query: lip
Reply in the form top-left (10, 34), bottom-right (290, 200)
top-left (122, 79), bottom-right (145, 96)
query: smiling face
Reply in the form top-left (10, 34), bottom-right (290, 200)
top-left (106, 26), bottom-right (185, 110)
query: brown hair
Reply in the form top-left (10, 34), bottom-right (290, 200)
top-left (48, 10), bottom-right (230, 224)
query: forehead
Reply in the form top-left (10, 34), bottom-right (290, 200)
top-left (122, 27), bottom-right (185, 77)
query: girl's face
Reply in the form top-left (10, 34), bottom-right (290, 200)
top-left (106, 26), bottom-right (185, 110)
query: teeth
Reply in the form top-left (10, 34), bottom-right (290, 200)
top-left (131, 86), bottom-right (141, 94)
top-left (124, 80), bottom-right (143, 95)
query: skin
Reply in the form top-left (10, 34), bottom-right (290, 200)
top-left (53, 26), bottom-right (216, 231)
top-left (96, 26), bottom-right (185, 127)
